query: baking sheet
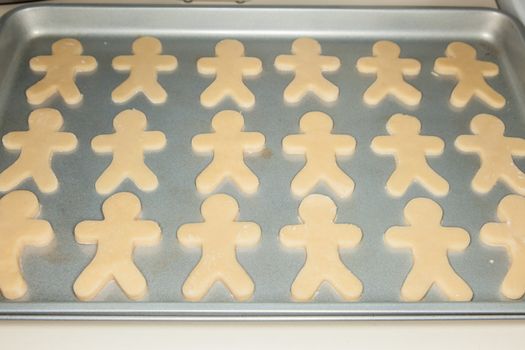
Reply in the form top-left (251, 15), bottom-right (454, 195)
top-left (0, 4), bottom-right (525, 319)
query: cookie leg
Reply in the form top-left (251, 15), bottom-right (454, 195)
top-left (222, 262), bottom-right (255, 301)
top-left (200, 82), bottom-right (226, 108)
top-left (291, 166), bottom-right (319, 197)
top-left (143, 81), bottom-right (168, 104)
top-left (471, 166), bottom-right (499, 194)
top-left (129, 165), bottom-right (159, 192)
top-left (324, 167), bottom-right (354, 198)
top-left (436, 266), bottom-right (473, 301)
top-left (95, 165), bottom-right (127, 194)
top-left (395, 83), bottom-right (422, 106)
top-left (58, 81), bottom-right (83, 105)
top-left (328, 264), bottom-right (363, 301)
top-left (501, 252), bottom-right (525, 300)
top-left (112, 79), bottom-right (140, 104)
top-left (0, 261), bottom-right (28, 300)
top-left (385, 168), bottom-right (413, 197)
top-left (114, 262), bottom-right (148, 301)
top-left (418, 167), bottom-right (449, 196)
top-left (0, 161), bottom-right (29, 192)
top-left (26, 79), bottom-right (57, 105)
top-left (73, 260), bottom-right (113, 301)
top-left (312, 79), bottom-right (339, 103)
top-left (182, 261), bottom-right (218, 301)
top-left (477, 84), bottom-right (505, 109)
top-left (231, 83), bottom-right (255, 109)
top-left (231, 164), bottom-right (259, 195)
top-left (290, 264), bottom-right (323, 302)
top-left (363, 80), bottom-right (389, 106)
top-left (32, 165), bottom-right (59, 193)
top-left (449, 83), bottom-right (475, 108)
top-left (501, 164), bottom-right (525, 195)
top-left (195, 162), bottom-right (226, 194)
top-left (400, 265), bottom-right (434, 302)
top-left (283, 78), bottom-right (308, 104)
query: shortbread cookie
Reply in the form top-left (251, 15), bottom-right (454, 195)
top-left (282, 111), bottom-right (355, 198)
top-left (434, 42), bottom-right (505, 109)
top-left (26, 38), bottom-right (97, 105)
top-left (0, 191), bottom-right (53, 300)
top-left (371, 114), bottom-right (449, 197)
top-left (455, 114), bottom-right (525, 195)
top-left (91, 109), bottom-right (166, 194)
top-left (274, 37), bottom-right (340, 103)
top-left (197, 39), bottom-right (262, 108)
top-left (73, 192), bottom-right (161, 301)
top-left (112, 36), bottom-right (177, 104)
top-left (356, 41), bottom-right (421, 106)
top-left (385, 198), bottom-right (473, 302)
top-left (280, 194), bottom-right (362, 301)
top-left (177, 194), bottom-right (260, 301)
top-left (0, 108), bottom-right (78, 193)
top-left (481, 195), bottom-right (525, 299)
top-left (192, 110), bottom-right (265, 194)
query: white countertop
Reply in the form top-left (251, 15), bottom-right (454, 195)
top-left (1, 1), bottom-right (524, 349)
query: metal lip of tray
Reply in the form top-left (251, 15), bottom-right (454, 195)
top-left (1, 4), bottom-right (525, 320)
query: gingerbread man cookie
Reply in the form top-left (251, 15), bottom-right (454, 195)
top-left (197, 39), bottom-right (262, 108)
top-left (177, 194), bottom-right (260, 301)
top-left (274, 38), bottom-right (340, 103)
top-left (481, 195), bottom-right (525, 299)
top-left (91, 109), bottom-right (166, 194)
top-left (385, 198), bottom-right (473, 302)
top-left (112, 36), bottom-right (177, 104)
top-left (192, 110), bottom-right (265, 195)
top-left (26, 38), bottom-right (97, 105)
top-left (0, 108), bottom-right (78, 193)
top-left (0, 191), bottom-right (53, 300)
top-left (356, 41), bottom-right (421, 106)
top-left (433, 42), bottom-right (505, 109)
top-left (371, 114), bottom-right (449, 197)
top-left (280, 194), bottom-right (362, 301)
top-left (73, 192), bottom-right (161, 301)
top-left (455, 114), bottom-right (525, 195)
top-left (283, 111), bottom-right (355, 198)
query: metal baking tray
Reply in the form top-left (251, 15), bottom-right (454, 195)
top-left (1, 4), bottom-right (525, 320)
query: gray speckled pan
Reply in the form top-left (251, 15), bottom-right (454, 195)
top-left (0, 4), bottom-right (525, 320)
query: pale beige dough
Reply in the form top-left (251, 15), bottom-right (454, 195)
top-left (74, 192), bottom-right (161, 301)
top-left (274, 37), bottom-right (340, 103)
top-left (192, 110), bottom-right (265, 195)
top-left (0, 108), bottom-right (78, 193)
top-left (112, 36), bottom-right (177, 104)
top-left (356, 40), bottom-right (421, 106)
top-left (371, 113), bottom-right (449, 197)
top-left (282, 111), bottom-right (355, 198)
top-left (26, 38), bottom-right (97, 105)
top-left (177, 194), bottom-right (260, 301)
top-left (197, 39), bottom-right (262, 108)
top-left (385, 198), bottom-right (473, 302)
top-left (91, 109), bottom-right (166, 194)
top-left (279, 194), bottom-right (362, 302)
top-left (0, 191), bottom-right (53, 300)
top-left (481, 195), bottom-right (525, 299)
top-left (455, 114), bottom-right (525, 195)
top-left (433, 42), bottom-right (505, 109)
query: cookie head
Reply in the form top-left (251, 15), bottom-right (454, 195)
top-left (215, 39), bottom-right (245, 57)
top-left (102, 192), bottom-right (142, 219)
top-left (201, 193), bottom-right (239, 222)
top-left (446, 42), bottom-right (476, 60)
top-left (52, 38), bottom-right (83, 55)
top-left (298, 194), bottom-right (337, 223)
top-left (0, 190), bottom-right (39, 218)
top-left (113, 109), bottom-right (147, 132)
top-left (292, 38), bottom-right (321, 55)
top-left (497, 194), bottom-right (525, 224)
top-left (299, 111), bottom-right (333, 133)
top-left (132, 36), bottom-right (162, 55)
top-left (373, 40), bottom-right (400, 59)
top-left (211, 110), bottom-right (244, 132)
top-left (404, 197), bottom-right (443, 226)
top-left (470, 114), bottom-right (505, 136)
top-left (386, 114), bottom-right (421, 135)
top-left (28, 108), bottom-right (64, 131)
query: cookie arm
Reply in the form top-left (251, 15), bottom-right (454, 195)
top-left (454, 135), bottom-right (480, 153)
top-left (112, 55), bottom-right (133, 70)
top-left (142, 131), bottom-right (167, 150)
top-left (91, 134), bottom-right (115, 153)
top-left (422, 136), bottom-right (445, 155)
top-left (370, 135), bottom-right (396, 154)
top-left (156, 55), bottom-right (178, 71)
top-left (242, 57), bottom-right (263, 76)
top-left (2, 132), bottom-right (28, 150)
top-left (177, 223), bottom-right (203, 247)
top-left (282, 135), bottom-right (305, 155)
top-left (242, 132), bottom-right (265, 153)
top-left (22, 220), bottom-right (54, 247)
top-left (384, 227), bottom-right (413, 248)
top-left (236, 222), bottom-right (261, 246)
top-left (356, 57), bottom-right (378, 74)
top-left (74, 221), bottom-right (102, 244)
top-left (507, 137), bottom-right (525, 156)
top-left (433, 57), bottom-right (456, 75)
top-left (320, 56), bottom-right (341, 72)
top-left (133, 221), bottom-right (162, 246)
top-left (479, 61), bottom-right (499, 77)
top-left (191, 133), bottom-right (215, 153)
top-left (274, 55), bottom-right (296, 71)
top-left (480, 222), bottom-right (511, 248)
top-left (29, 56), bottom-right (51, 72)
top-left (333, 135), bottom-right (356, 156)
top-left (443, 227), bottom-right (470, 251)
top-left (279, 225), bottom-right (306, 247)
top-left (52, 132), bottom-right (78, 152)
top-left (401, 58), bottom-right (421, 75)
top-left (76, 56), bottom-right (97, 72)
top-left (336, 224), bottom-right (362, 248)
top-left (196, 57), bottom-right (217, 75)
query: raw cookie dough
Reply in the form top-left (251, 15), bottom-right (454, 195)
top-left (73, 192), bottom-right (161, 301)
top-left (192, 110), bottom-right (265, 195)
top-left (385, 198), bottom-right (473, 302)
top-left (279, 194), bottom-right (362, 301)
top-left (26, 38), bottom-right (97, 105)
top-left (177, 194), bottom-right (260, 301)
top-left (433, 42), bottom-right (505, 109)
top-left (112, 36), bottom-right (177, 104)
top-left (197, 39), bottom-right (262, 108)
top-left (91, 109), bottom-right (166, 194)
top-left (455, 114), bottom-right (525, 195)
top-left (282, 111), bottom-right (355, 198)
top-left (0, 108), bottom-right (78, 193)
top-left (371, 113), bottom-right (449, 197)
top-left (356, 40), bottom-right (421, 106)
top-left (274, 37), bottom-right (340, 103)
top-left (481, 194), bottom-right (525, 300)
top-left (0, 191), bottom-right (53, 300)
